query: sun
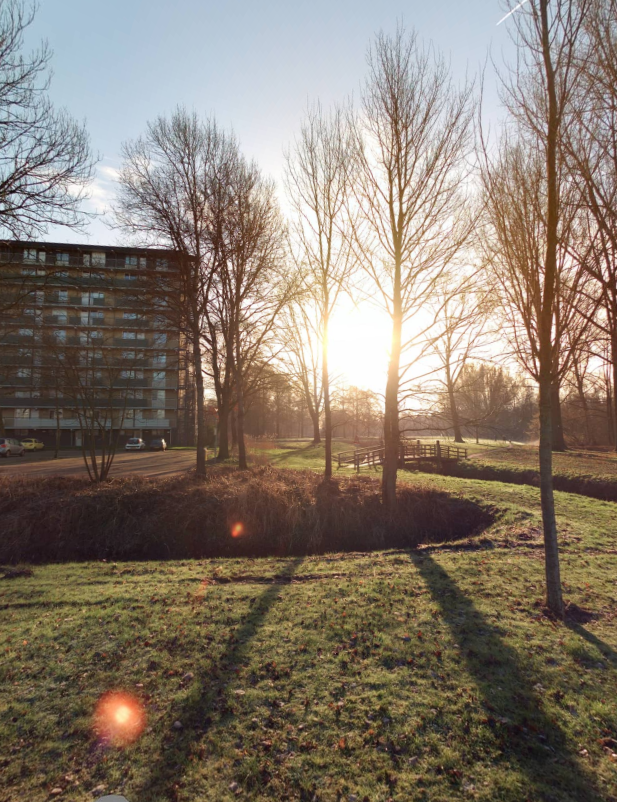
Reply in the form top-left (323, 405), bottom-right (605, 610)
top-left (327, 300), bottom-right (391, 393)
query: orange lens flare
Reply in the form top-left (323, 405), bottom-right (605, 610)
top-left (94, 691), bottom-right (146, 746)
top-left (231, 522), bottom-right (244, 538)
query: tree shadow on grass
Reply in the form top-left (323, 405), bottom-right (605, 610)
top-left (413, 553), bottom-right (604, 802)
top-left (134, 556), bottom-right (304, 801)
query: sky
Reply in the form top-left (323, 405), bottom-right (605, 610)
top-left (27, 0), bottom-right (517, 391)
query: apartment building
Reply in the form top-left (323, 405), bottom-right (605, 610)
top-left (0, 241), bottom-right (195, 447)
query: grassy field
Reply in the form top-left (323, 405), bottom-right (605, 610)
top-left (1, 462), bottom-right (616, 802)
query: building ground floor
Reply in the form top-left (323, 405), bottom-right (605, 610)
top-left (1, 425), bottom-right (177, 449)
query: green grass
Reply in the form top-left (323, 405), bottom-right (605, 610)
top-left (469, 444), bottom-right (617, 482)
top-left (1, 467), bottom-right (617, 801)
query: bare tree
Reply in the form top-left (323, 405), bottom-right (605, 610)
top-left (0, 0), bottom-right (93, 240)
top-left (565, 0), bottom-right (617, 451)
top-left (482, 0), bottom-right (590, 617)
top-left (351, 26), bottom-right (474, 510)
top-left (215, 154), bottom-right (292, 470)
top-left (279, 298), bottom-right (323, 444)
top-left (427, 276), bottom-right (492, 443)
top-left (115, 110), bottom-right (236, 475)
top-left (285, 103), bottom-right (356, 477)
top-left (44, 330), bottom-right (137, 482)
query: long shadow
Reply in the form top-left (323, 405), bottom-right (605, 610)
top-left (413, 553), bottom-right (604, 802)
top-left (135, 556), bottom-right (304, 800)
top-left (566, 620), bottom-right (617, 666)
top-left (270, 443), bottom-right (318, 465)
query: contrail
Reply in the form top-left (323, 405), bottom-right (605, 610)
top-left (497, 0), bottom-right (531, 25)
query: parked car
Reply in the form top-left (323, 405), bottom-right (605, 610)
top-left (149, 438), bottom-right (167, 451)
top-left (21, 438), bottom-right (44, 451)
top-left (0, 437), bottom-right (25, 457)
top-left (125, 437), bottom-right (146, 451)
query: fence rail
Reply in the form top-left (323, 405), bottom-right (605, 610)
top-left (337, 440), bottom-right (468, 472)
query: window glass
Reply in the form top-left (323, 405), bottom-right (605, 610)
top-left (125, 256), bottom-right (138, 266)
top-left (91, 252), bottom-right (106, 267)
top-left (18, 328), bottom-right (33, 337)
top-left (17, 367), bottom-right (31, 378)
top-left (122, 331), bottom-right (136, 339)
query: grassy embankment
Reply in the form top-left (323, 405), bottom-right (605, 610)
top-left (1, 444), bottom-right (616, 801)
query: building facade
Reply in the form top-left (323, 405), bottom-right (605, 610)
top-left (0, 241), bottom-right (195, 447)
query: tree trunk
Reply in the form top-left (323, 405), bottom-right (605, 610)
top-left (217, 399), bottom-right (230, 460)
top-left (382, 274), bottom-right (402, 513)
top-left (447, 369), bottom-right (464, 443)
top-left (323, 307), bottom-right (332, 478)
top-left (231, 410), bottom-right (238, 449)
top-left (538, 0), bottom-right (564, 618)
top-left (574, 362), bottom-right (594, 446)
top-left (192, 333), bottom-right (206, 476)
top-left (235, 354), bottom-right (248, 470)
top-left (550, 382), bottom-right (566, 452)
top-left (612, 331), bottom-right (617, 453)
top-left (309, 404), bottom-right (321, 445)
top-left (54, 412), bottom-right (61, 459)
top-left (539, 372), bottom-right (563, 615)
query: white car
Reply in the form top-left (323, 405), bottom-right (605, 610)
top-left (125, 437), bottom-right (146, 451)
top-left (0, 437), bottom-right (25, 457)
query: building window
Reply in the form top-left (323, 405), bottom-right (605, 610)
top-left (152, 332), bottom-right (167, 346)
top-left (56, 252), bottom-right (69, 264)
top-left (125, 255), bottom-right (138, 267)
top-left (123, 311), bottom-right (138, 319)
top-left (122, 331), bottom-right (136, 340)
top-left (14, 390), bottom-right (29, 398)
top-left (155, 258), bottom-right (168, 271)
top-left (52, 309), bottom-right (67, 323)
top-left (122, 350), bottom-right (136, 360)
top-left (92, 252), bottom-right (106, 267)
top-left (91, 292), bottom-right (105, 305)
top-left (90, 330), bottom-right (103, 340)
top-left (15, 409), bottom-right (31, 419)
top-left (155, 409), bottom-right (165, 420)
top-left (153, 371), bottom-right (166, 383)
top-left (23, 249), bottom-right (37, 262)
top-left (53, 330), bottom-right (66, 343)
top-left (58, 290), bottom-right (68, 303)
top-left (153, 353), bottom-right (166, 366)
top-left (18, 328), bottom-right (34, 337)
top-left (21, 265), bottom-right (36, 275)
top-left (124, 272), bottom-right (138, 281)
top-left (16, 367), bottom-right (31, 378)
top-left (17, 348), bottom-right (32, 359)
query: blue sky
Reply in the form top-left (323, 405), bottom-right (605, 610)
top-left (30, 0), bottom-right (515, 245)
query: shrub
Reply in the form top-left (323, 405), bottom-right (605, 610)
top-left (0, 467), bottom-right (495, 563)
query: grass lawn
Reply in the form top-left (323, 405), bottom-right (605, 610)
top-left (1, 465), bottom-right (616, 801)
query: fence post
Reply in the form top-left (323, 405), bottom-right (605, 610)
top-left (436, 440), bottom-right (441, 459)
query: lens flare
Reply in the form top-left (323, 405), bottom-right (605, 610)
top-left (94, 691), bottom-right (146, 746)
top-left (231, 522), bottom-right (244, 538)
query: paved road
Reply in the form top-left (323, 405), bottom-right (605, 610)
top-left (0, 449), bottom-right (199, 479)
